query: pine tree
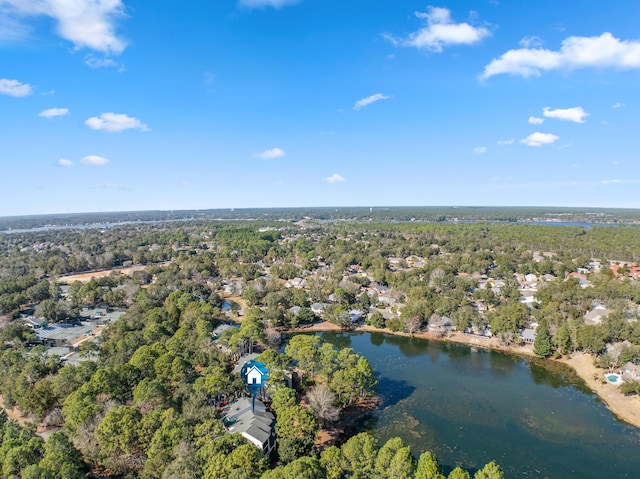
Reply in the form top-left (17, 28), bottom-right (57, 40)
top-left (533, 321), bottom-right (553, 358)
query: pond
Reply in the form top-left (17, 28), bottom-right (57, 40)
top-left (318, 331), bottom-right (640, 478)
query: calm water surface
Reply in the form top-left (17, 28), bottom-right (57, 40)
top-left (319, 332), bottom-right (640, 479)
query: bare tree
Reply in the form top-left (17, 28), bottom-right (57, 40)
top-left (265, 328), bottom-right (282, 349)
top-left (404, 315), bottom-right (421, 334)
top-left (307, 383), bottom-right (341, 425)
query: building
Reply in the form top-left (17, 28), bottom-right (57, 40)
top-left (520, 328), bottom-right (536, 344)
top-left (584, 305), bottom-right (609, 326)
top-left (428, 315), bottom-right (454, 334)
top-left (222, 397), bottom-right (276, 455)
top-left (621, 362), bottom-right (640, 382)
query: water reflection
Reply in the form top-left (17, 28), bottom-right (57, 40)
top-left (369, 332), bottom-right (385, 346)
top-left (319, 331), bottom-right (353, 350)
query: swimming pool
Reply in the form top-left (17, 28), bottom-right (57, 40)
top-left (604, 373), bottom-right (622, 384)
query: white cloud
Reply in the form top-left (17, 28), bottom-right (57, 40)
top-left (497, 139), bottom-right (515, 145)
top-left (520, 132), bottom-right (559, 147)
top-left (612, 102), bottom-right (624, 108)
top-left (38, 107), bottom-right (69, 118)
top-left (80, 155), bottom-right (109, 165)
top-left (238, 0), bottom-right (299, 8)
top-left (0, 11), bottom-right (30, 41)
top-left (0, 78), bottom-right (31, 96)
top-left (324, 173), bottom-right (345, 183)
top-left (519, 36), bottom-right (543, 48)
top-left (386, 6), bottom-right (490, 52)
top-left (543, 106), bottom-right (588, 123)
top-left (85, 112), bottom-right (149, 132)
top-left (57, 158), bottom-right (73, 167)
top-left (473, 146), bottom-right (487, 154)
top-left (528, 116), bottom-right (544, 124)
top-left (481, 32), bottom-right (640, 79)
top-left (255, 148), bottom-right (285, 160)
top-left (0, 0), bottom-right (127, 54)
top-left (354, 93), bottom-right (390, 110)
top-left (84, 54), bottom-right (123, 70)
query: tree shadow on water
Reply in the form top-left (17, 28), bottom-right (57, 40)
top-left (376, 377), bottom-right (416, 409)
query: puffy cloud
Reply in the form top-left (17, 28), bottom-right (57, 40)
top-left (238, 0), bottom-right (299, 8)
top-left (38, 107), bottom-right (69, 118)
top-left (85, 112), bottom-right (149, 132)
top-left (80, 155), bottom-right (109, 165)
top-left (0, 78), bottom-right (31, 97)
top-left (497, 139), bottom-right (515, 145)
top-left (354, 93), bottom-right (390, 110)
top-left (324, 173), bottom-right (345, 183)
top-left (57, 158), bottom-right (73, 167)
top-left (528, 116), bottom-right (544, 124)
top-left (255, 148), bottom-right (285, 159)
top-left (543, 106), bottom-right (588, 123)
top-left (520, 132), bottom-right (559, 147)
top-left (481, 32), bottom-right (640, 79)
top-left (0, 0), bottom-right (127, 54)
top-left (386, 6), bottom-right (490, 52)
top-left (473, 146), bottom-right (487, 154)
top-left (613, 102), bottom-right (624, 108)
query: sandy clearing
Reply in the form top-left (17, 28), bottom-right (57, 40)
top-left (560, 352), bottom-right (640, 427)
top-left (58, 265), bottom-right (148, 284)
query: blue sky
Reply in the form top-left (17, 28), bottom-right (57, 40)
top-left (2, 0), bottom-right (640, 216)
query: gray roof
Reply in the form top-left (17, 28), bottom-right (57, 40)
top-left (521, 328), bottom-right (536, 342)
top-left (34, 323), bottom-right (94, 342)
top-left (584, 308), bottom-right (609, 324)
top-left (212, 323), bottom-right (235, 338)
top-left (233, 353), bottom-right (260, 374)
top-left (223, 397), bottom-right (274, 448)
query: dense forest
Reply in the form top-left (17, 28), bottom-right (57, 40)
top-left (2, 210), bottom-right (640, 477)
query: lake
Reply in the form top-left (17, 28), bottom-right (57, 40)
top-left (318, 331), bottom-right (640, 479)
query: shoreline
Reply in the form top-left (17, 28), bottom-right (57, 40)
top-left (288, 321), bottom-right (640, 429)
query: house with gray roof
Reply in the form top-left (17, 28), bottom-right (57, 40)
top-left (311, 302), bottom-right (329, 315)
top-left (520, 328), bottom-right (536, 344)
top-left (584, 305), bottom-right (609, 325)
top-left (428, 315), bottom-right (453, 334)
top-left (621, 362), bottom-right (640, 382)
top-left (223, 397), bottom-right (276, 455)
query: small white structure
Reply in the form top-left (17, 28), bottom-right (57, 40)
top-left (246, 365), bottom-right (265, 386)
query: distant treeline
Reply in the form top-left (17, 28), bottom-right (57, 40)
top-left (2, 206), bottom-right (640, 230)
